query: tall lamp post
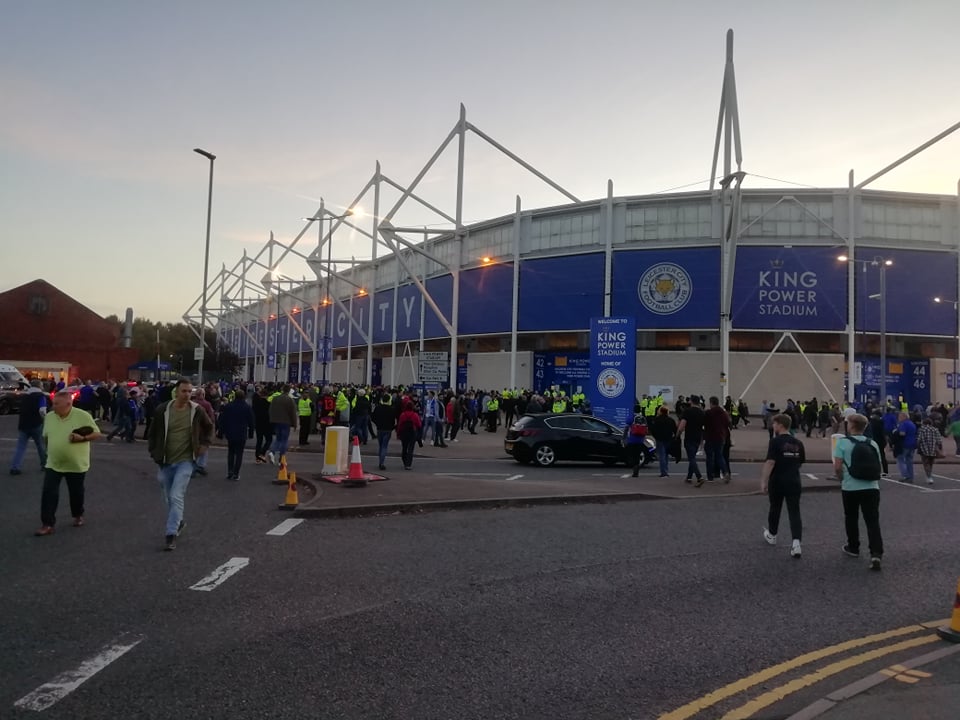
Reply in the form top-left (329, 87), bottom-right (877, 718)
top-left (303, 209), bottom-right (354, 385)
top-left (933, 297), bottom-right (960, 406)
top-left (194, 148), bottom-right (216, 385)
top-left (838, 255), bottom-right (892, 406)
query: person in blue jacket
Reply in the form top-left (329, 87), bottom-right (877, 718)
top-left (218, 389), bottom-right (255, 481)
top-left (622, 414), bottom-right (649, 478)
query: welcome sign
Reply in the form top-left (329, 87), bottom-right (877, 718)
top-left (588, 317), bottom-right (636, 428)
top-left (731, 246), bottom-right (847, 330)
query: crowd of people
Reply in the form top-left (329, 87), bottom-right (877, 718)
top-left (11, 372), bottom-right (958, 562)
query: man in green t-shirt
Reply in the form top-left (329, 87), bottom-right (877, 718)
top-left (147, 378), bottom-right (214, 551)
top-left (35, 391), bottom-right (103, 536)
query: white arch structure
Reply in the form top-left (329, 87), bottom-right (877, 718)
top-left (183, 30), bottom-right (960, 403)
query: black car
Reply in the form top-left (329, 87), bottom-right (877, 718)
top-left (504, 413), bottom-right (627, 467)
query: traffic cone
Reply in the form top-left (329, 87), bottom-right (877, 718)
top-left (273, 455), bottom-right (289, 485)
top-left (345, 435), bottom-right (367, 486)
top-left (937, 578), bottom-right (960, 643)
top-left (278, 472), bottom-right (299, 510)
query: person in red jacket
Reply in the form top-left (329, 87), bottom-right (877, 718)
top-left (396, 399), bottom-right (423, 470)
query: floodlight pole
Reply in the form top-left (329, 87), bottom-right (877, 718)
top-left (194, 148), bottom-right (216, 385)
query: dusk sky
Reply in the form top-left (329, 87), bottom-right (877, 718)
top-left (2, 1), bottom-right (958, 324)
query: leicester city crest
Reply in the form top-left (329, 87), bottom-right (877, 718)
top-left (596, 368), bottom-right (626, 399)
top-left (638, 263), bottom-right (692, 315)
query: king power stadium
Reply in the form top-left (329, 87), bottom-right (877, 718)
top-left (202, 30), bottom-right (960, 413)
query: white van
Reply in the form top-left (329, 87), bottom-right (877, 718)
top-left (0, 364), bottom-right (29, 389)
top-left (0, 364), bottom-right (30, 415)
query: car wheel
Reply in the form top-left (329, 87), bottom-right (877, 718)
top-left (640, 454), bottom-right (652, 468)
top-left (534, 444), bottom-right (556, 467)
top-left (0, 400), bottom-right (8, 415)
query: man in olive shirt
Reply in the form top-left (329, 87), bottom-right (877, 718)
top-left (148, 379), bottom-right (214, 551)
top-left (35, 391), bottom-right (102, 536)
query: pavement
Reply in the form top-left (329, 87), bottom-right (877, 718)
top-left (783, 639), bottom-right (960, 720)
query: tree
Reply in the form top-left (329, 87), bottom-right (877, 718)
top-left (103, 316), bottom-right (240, 378)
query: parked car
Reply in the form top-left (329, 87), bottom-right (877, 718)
top-left (504, 413), bottom-right (628, 467)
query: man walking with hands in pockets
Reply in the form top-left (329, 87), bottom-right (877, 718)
top-left (148, 379), bottom-right (214, 551)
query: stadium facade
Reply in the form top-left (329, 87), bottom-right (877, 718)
top-left (198, 31), bottom-right (960, 408)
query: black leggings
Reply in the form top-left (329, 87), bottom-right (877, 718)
top-left (255, 429), bottom-right (272, 458)
top-left (768, 484), bottom-right (802, 541)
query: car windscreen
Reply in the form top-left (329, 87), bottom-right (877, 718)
top-left (0, 371), bottom-right (23, 384)
top-left (513, 416), bottom-right (537, 428)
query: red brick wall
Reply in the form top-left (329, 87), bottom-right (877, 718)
top-left (0, 279), bottom-right (139, 381)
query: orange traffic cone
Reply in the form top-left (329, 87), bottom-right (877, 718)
top-left (273, 455), bottom-right (289, 484)
top-left (278, 472), bottom-right (299, 510)
top-left (345, 435), bottom-right (367, 486)
top-left (937, 578), bottom-right (960, 643)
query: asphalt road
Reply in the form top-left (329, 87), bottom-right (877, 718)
top-left (2, 415), bottom-right (959, 719)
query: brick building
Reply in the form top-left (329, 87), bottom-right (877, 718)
top-left (0, 279), bottom-right (138, 382)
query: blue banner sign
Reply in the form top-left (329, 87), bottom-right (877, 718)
top-left (858, 248), bottom-right (956, 336)
top-left (852, 357), bottom-right (930, 408)
top-left (588, 316), bottom-right (636, 428)
top-left (532, 352), bottom-right (591, 395)
top-left (611, 248), bottom-right (721, 329)
top-left (731, 246), bottom-right (847, 330)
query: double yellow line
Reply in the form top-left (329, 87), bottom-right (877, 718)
top-left (659, 620), bottom-right (945, 720)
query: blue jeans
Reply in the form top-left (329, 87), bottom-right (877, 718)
top-left (378, 430), bottom-right (391, 467)
top-left (270, 423), bottom-right (291, 456)
top-left (897, 447), bottom-right (916, 482)
top-left (423, 416), bottom-right (436, 442)
top-left (704, 440), bottom-right (728, 480)
top-left (157, 460), bottom-right (194, 536)
top-left (656, 440), bottom-right (669, 476)
top-left (351, 416), bottom-right (369, 443)
top-left (11, 425), bottom-right (46, 471)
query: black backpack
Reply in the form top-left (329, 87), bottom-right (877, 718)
top-left (844, 435), bottom-right (882, 481)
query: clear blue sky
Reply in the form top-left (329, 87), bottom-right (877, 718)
top-left (2, 0), bottom-right (958, 323)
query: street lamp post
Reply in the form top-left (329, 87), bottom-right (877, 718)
top-left (934, 297), bottom-right (960, 405)
top-left (839, 255), bottom-right (892, 407)
top-left (194, 148), bottom-right (216, 386)
top-left (303, 210), bottom-right (354, 386)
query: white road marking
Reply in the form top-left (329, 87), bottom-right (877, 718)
top-left (881, 478), bottom-right (928, 491)
top-left (620, 474), bottom-right (633, 478)
top-left (805, 473), bottom-right (818, 480)
top-left (14, 635), bottom-right (143, 712)
top-left (189, 557), bottom-right (250, 592)
top-left (932, 473), bottom-right (960, 484)
top-left (505, 474), bottom-right (524, 482)
top-left (432, 472), bottom-right (509, 476)
top-left (266, 519), bottom-right (304, 536)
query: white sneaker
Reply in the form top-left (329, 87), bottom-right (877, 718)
top-left (928, 477), bottom-right (934, 485)
top-left (763, 528), bottom-right (777, 545)
top-left (791, 540), bottom-right (802, 559)
top-left (267, 451), bottom-right (276, 465)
